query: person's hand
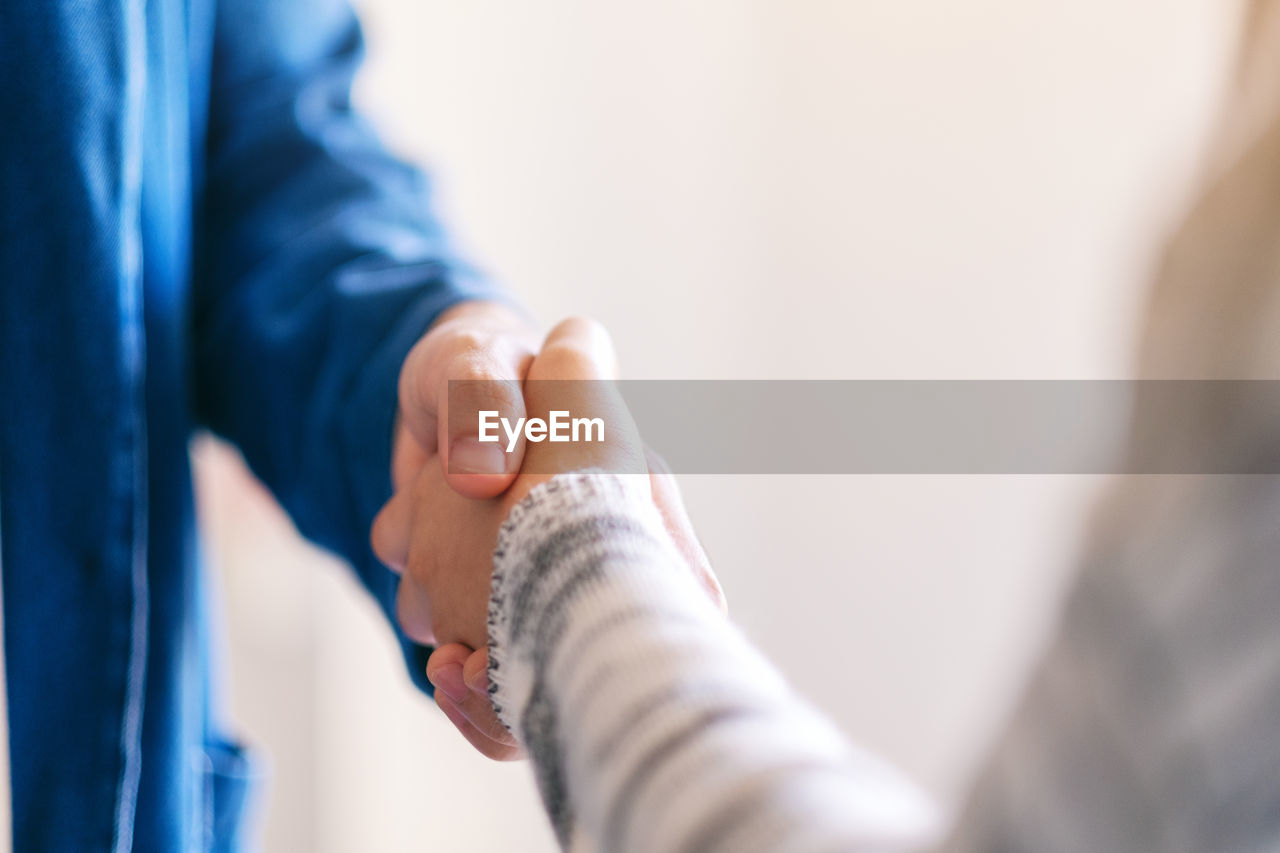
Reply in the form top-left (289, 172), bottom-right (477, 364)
top-left (374, 316), bottom-right (725, 756)
top-left (378, 316), bottom-right (725, 646)
top-left (374, 316), bottom-right (645, 648)
top-left (424, 645), bottom-right (522, 760)
top-left (424, 451), bottom-right (725, 761)
top-left (372, 297), bottom-right (535, 653)
top-left (391, 300), bottom-right (539, 499)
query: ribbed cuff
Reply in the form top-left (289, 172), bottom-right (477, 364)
top-left (486, 471), bottom-right (667, 733)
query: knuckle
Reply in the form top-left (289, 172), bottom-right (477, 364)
top-left (369, 515), bottom-right (392, 562)
top-left (370, 510), bottom-right (405, 571)
top-left (536, 341), bottom-right (596, 377)
top-left (440, 327), bottom-right (499, 370)
top-left (446, 354), bottom-right (517, 402)
top-left (535, 315), bottom-right (615, 380)
top-left (447, 367), bottom-right (523, 422)
top-left (552, 314), bottom-right (609, 342)
top-left (447, 348), bottom-right (498, 383)
top-left (395, 592), bottom-right (433, 645)
top-left (397, 355), bottom-right (429, 417)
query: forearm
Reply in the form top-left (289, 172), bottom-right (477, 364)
top-left (192, 0), bottom-right (511, 698)
top-left (487, 472), bottom-right (938, 852)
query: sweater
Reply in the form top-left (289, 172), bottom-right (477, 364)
top-left (488, 471), bottom-right (1280, 853)
top-left (487, 472), bottom-right (939, 852)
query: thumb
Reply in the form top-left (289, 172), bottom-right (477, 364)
top-left (442, 355), bottom-right (528, 499)
top-left (396, 302), bottom-right (538, 499)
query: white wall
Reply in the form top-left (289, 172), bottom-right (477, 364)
top-left (197, 2), bottom-right (1244, 850)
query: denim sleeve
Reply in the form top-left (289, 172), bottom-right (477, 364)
top-left (191, 0), bottom-right (498, 692)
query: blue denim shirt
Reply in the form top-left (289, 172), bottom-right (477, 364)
top-left (0, 1), bottom-right (495, 849)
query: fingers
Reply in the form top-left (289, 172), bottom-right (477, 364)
top-left (435, 692), bottom-right (523, 762)
top-left (462, 646), bottom-right (491, 693)
top-left (390, 418), bottom-right (429, 493)
top-left (395, 577), bottom-right (436, 646)
top-left (426, 644), bottom-right (523, 761)
top-left (396, 338), bottom-right (443, 463)
top-left (517, 318), bottom-right (647, 479)
top-left (532, 316), bottom-right (620, 381)
top-left (646, 447), bottom-right (728, 613)
top-left (371, 487), bottom-right (413, 572)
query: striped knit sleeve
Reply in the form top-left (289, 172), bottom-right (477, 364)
top-left (485, 471), bottom-right (938, 853)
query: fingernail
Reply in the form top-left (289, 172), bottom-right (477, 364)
top-left (428, 663), bottom-right (468, 703)
top-left (464, 665), bottom-right (489, 693)
top-left (450, 438), bottom-right (507, 475)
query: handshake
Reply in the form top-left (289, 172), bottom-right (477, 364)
top-left (370, 303), bottom-right (724, 759)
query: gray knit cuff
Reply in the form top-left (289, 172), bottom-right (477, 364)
top-left (485, 471), bottom-right (667, 733)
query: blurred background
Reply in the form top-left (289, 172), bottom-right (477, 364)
top-left (195, 1), bottom-right (1245, 849)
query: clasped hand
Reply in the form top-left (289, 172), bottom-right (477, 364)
top-left (371, 307), bottom-right (723, 759)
